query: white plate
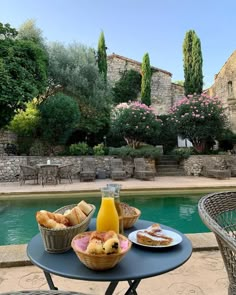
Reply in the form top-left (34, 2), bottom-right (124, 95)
top-left (128, 229), bottom-right (183, 248)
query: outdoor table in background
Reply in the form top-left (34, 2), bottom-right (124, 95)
top-left (36, 164), bottom-right (61, 186)
top-left (27, 219), bottom-right (192, 295)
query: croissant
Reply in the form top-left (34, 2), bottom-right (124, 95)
top-left (36, 210), bottom-right (69, 229)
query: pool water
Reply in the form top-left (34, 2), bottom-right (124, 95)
top-left (0, 193), bottom-right (209, 246)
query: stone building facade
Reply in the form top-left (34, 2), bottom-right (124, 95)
top-left (207, 50), bottom-right (236, 132)
top-left (107, 53), bottom-right (185, 114)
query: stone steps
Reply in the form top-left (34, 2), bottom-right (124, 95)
top-left (157, 156), bottom-right (185, 176)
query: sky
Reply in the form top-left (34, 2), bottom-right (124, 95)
top-left (1, 0), bottom-right (236, 88)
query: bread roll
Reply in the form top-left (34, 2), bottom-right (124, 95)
top-left (77, 200), bottom-right (92, 215)
top-left (64, 208), bottom-right (78, 225)
top-left (64, 206), bottom-right (86, 225)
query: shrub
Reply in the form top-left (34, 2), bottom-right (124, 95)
top-left (168, 93), bottom-right (228, 153)
top-left (111, 101), bottom-right (161, 148)
top-left (38, 92), bottom-right (80, 146)
top-left (69, 142), bottom-right (89, 155)
top-left (170, 147), bottom-right (194, 162)
top-left (93, 143), bottom-right (105, 156)
top-left (109, 145), bottom-right (161, 159)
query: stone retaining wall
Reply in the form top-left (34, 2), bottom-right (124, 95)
top-left (1, 154), bottom-right (235, 182)
top-left (183, 155), bottom-right (234, 176)
top-left (0, 156), bottom-right (135, 182)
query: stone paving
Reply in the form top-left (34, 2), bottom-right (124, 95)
top-left (1, 176), bottom-right (236, 294)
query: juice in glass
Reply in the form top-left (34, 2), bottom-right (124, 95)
top-left (107, 183), bottom-right (124, 234)
top-left (96, 189), bottom-right (119, 233)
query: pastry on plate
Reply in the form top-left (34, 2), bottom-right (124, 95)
top-left (136, 223), bottom-right (173, 246)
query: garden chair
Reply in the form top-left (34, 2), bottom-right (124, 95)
top-left (198, 191), bottom-right (236, 294)
top-left (201, 158), bottom-right (231, 179)
top-left (19, 165), bottom-right (39, 185)
top-left (58, 164), bottom-right (73, 183)
top-left (39, 164), bottom-right (59, 186)
top-left (134, 158), bottom-right (156, 180)
top-left (80, 157), bottom-right (96, 182)
top-left (110, 158), bottom-right (127, 180)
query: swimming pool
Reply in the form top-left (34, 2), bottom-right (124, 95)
top-left (0, 192), bottom-right (209, 246)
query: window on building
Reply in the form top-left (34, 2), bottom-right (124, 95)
top-left (228, 81), bottom-right (233, 96)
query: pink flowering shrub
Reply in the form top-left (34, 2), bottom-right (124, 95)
top-left (111, 101), bottom-right (161, 148)
top-left (168, 93), bottom-right (228, 152)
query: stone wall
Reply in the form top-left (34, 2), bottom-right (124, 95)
top-left (207, 50), bottom-right (236, 132)
top-left (107, 53), bottom-right (184, 115)
top-left (0, 130), bottom-right (17, 156)
top-left (182, 155), bottom-right (234, 176)
top-left (0, 156), bottom-right (135, 182)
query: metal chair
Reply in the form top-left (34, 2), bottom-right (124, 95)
top-left (58, 164), bottom-right (73, 183)
top-left (198, 191), bottom-right (236, 294)
top-left (134, 158), bottom-right (156, 180)
top-left (19, 165), bottom-right (39, 185)
top-left (80, 158), bottom-right (96, 182)
top-left (110, 158), bottom-right (127, 180)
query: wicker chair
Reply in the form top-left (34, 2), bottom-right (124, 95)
top-left (19, 165), bottom-right (39, 185)
top-left (80, 158), bottom-right (96, 182)
top-left (110, 158), bottom-right (127, 180)
top-left (58, 164), bottom-right (73, 183)
top-left (198, 191), bottom-right (236, 294)
top-left (134, 158), bottom-right (156, 180)
top-left (0, 291), bottom-right (83, 295)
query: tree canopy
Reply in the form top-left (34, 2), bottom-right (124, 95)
top-left (111, 101), bottom-right (161, 148)
top-left (183, 30), bottom-right (203, 95)
top-left (38, 92), bottom-right (80, 146)
top-left (47, 42), bottom-right (112, 142)
top-left (141, 53), bottom-right (151, 106)
top-left (97, 31), bottom-right (107, 81)
top-left (0, 22), bottom-right (48, 129)
top-left (169, 93), bottom-right (227, 152)
top-left (113, 69), bottom-right (141, 104)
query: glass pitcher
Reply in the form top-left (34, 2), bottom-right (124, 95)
top-left (107, 183), bottom-right (124, 234)
top-left (96, 187), bottom-right (119, 233)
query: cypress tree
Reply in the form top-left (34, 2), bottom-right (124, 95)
top-left (141, 53), bottom-right (151, 106)
top-left (97, 31), bottom-right (107, 81)
top-left (183, 30), bottom-right (203, 95)
top-left (192, 35), bottom-right (203, 94)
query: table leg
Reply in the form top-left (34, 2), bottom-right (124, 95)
top-left (43, 271), bottom-right (58, 290)
top-left (124, 279), bottom-right (141, 295)
top-left (105, 281), bottom-right (119, 294)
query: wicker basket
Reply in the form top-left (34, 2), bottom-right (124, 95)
top-left (71, 231), bottom-right (132, 270)
top-left (123, 207), bottom-right (141, 229)
top-left (38, 204), bottom-right (95, 253)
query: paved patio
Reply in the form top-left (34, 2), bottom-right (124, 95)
top-left (1, 175), bottom-right (235, 294)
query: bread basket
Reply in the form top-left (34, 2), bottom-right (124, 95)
top-left (71, 231), bottom-right (132, 270)
top-left (38, 204), bottom-right (96, 253)
top-left (123, 207), bottom-right (141, 229)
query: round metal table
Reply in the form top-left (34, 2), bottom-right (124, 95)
top-left (27, 219), bottom-right (192, 295)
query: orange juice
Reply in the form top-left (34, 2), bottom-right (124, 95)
top-left (96, 196), bottom-right (119, 233)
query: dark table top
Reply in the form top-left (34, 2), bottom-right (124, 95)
top-left (27, 219), bottom-right (192, 282)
